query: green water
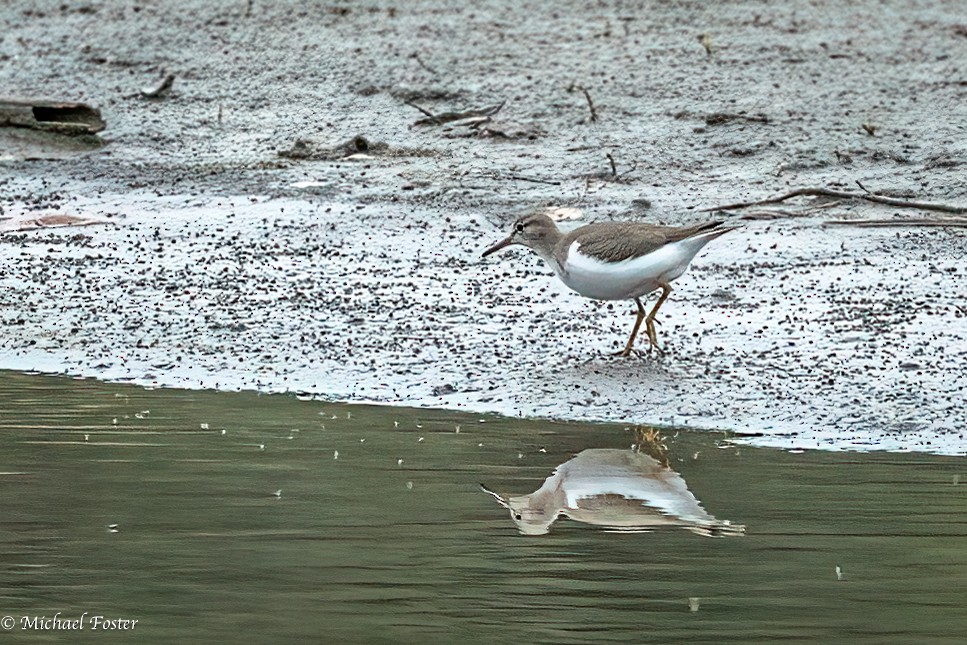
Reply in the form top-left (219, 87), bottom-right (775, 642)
top-left (1, 371), bottom-right (965, 643)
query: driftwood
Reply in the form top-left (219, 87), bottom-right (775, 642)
top-left (407, 100), bottom-right (505, 126)
top-left (0, 99), bottom-right (105, 134)
top-left (824, 218), bottom-right (967, 228)
top-left (703, 187), bottom-right (967, 215)
top-left (735, 201), bottom-right (843, 220)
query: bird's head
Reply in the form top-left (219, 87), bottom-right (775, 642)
top-left (482, 213), bottom-right (559, 257)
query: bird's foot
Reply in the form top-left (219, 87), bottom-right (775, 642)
top-left (645, 319), bottom-right (663, 351)
top-left (612, 345), bottom-right (657, 358)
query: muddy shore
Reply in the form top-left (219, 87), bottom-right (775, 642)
top-left (2, 0), bottom-right (965, 453)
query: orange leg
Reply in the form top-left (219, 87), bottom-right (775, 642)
top-left (644, 284), bottom-right (672, 351)
top-left (615, 297), bottom-right (646, 357)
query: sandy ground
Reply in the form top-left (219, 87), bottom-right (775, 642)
top-left (1, 0), bottom-right (965, 453)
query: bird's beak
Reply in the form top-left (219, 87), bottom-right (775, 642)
top-left (479, 483), bottom-right (511, 509)
top-left (482, 235), bottom-right (514, 257)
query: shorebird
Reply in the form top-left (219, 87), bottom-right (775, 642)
top-left (482, 213), bottom-right (737, 355)
top-left (480, 448), bottom-right (744, 536)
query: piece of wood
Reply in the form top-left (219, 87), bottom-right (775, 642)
top-left (498, 174), bottom-right (561, 186)
top-left (409, 101), bottom-right (505, 126)
top-left (0, 99), bottom-right (105, 134)
top-left (581, 87), bottom-right (598, 122)
top-left (703, 187), bottom-right (967, 215)
top-left (824, 218), bottom-right (967, 228)
top-left (606, 152), bottom-right (617, 177)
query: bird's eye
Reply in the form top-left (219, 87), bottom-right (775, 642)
top-left (515, 222), bottom-right (525, 233)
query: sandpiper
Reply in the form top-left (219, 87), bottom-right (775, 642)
top-left (482, 213), bottom-right (737, 355)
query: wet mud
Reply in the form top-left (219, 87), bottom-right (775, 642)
top-left (1, 0), bottom-right (965, 453)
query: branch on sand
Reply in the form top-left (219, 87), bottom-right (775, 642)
top-left (824, 218), bottom-right (967, 229)
top-left (702, 186), bottom-right (967, 215)
top-left (406, 100), bottom-right (505, 126)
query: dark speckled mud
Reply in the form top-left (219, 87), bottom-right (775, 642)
top-left (1, 0), bottom-right (965, 453)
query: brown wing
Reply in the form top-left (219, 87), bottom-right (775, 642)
top-left (557, 221), bottom-right (725, 263)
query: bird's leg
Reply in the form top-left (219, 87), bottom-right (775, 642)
top-left (645, 284), bottom-right (672, 351)
top-left (615, 297), bottom-right (646, 357)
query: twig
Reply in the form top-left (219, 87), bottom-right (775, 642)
top-left (403, 100), bottom-right (439, 122)
top-left (737, 202), bottom-right (842, 220)
top-left (411, 52), bottom-right (438, 75)
top-left (410, 101), bottom-right (505, 126)
top-left (824, 218), bottom-right (967, 228)
top-left (500, 174), bottom-right (562, 186)
top-left (702, 187), bottom-right (967, 215)
top-left (737, 209), bottom-right (801, 221)
top-left (809, 200), bottom-right (842, 211)
top-left (581, 87), bottom-right (598, 122)
top-left (606, 152), bottom-right (617, 178)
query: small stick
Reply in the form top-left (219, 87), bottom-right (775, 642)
top-left (737, 209), bottom-right (800, 221)
top-left (825, 218), bottom-right (967, 228)
top-left (702, 187), bottom-right (967, 215)
top-left (501, 174), bottom-right (562, 186)
top-left (581, 87), bottom-right (598, 122)
top-left (606, 152), bottom-right (617, 177)
top-left (807, 200), bottom-right (842, 211)
top-left (409, 101), bottom-right (504, 126)
top-left (412, 52), bottom-right (438, 75)
top-left (403, 100), bottom-right (439, 123)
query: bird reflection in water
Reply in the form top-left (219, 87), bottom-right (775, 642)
top-left (481, 433), bottom-right (744, 537)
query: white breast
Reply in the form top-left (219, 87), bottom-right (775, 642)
top-left (558, 235), bottom-right (716, 301)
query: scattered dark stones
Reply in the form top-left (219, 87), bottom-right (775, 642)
top-left (1, 0), bottom-right (965, 453)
